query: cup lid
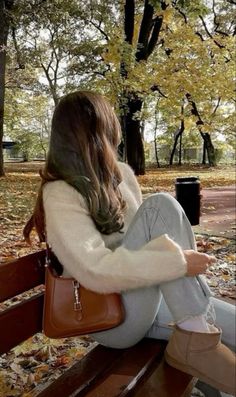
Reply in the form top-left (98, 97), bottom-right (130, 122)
top-left (176, 176), bottom-right (199, 182)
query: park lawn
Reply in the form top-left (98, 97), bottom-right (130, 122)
top-left (0, 170), bottom-right (42, 262)
top-left (0, 162), bottom-right (235, 263)
top-left (137, 164), bottom-right (236, 194)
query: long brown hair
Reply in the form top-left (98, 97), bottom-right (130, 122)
top-left (24, 91), bottom-right (126, 242)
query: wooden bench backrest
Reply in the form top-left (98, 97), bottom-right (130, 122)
top-left (0, 250), bottom-right (46, 354)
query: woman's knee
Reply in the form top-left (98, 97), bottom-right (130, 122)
top-left (143, 192), bottom-right (184, 218)
top-left (141, 192), bottom-right (193, 246)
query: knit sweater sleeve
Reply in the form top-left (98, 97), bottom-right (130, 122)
top-left (43, 181), bottom-right (187, 293)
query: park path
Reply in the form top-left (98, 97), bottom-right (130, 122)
top-left (191, 186), bottom-right (235, 396)
top-left (144, 185), bottom-right (235, 238)
top-left (193, 185), bottom-right (236, 238)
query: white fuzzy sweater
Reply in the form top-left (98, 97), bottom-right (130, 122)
top-left (43, 162), bottom-right (187, 293)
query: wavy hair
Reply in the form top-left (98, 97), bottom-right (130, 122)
top-left (24, 91), bottom-right (126, 242)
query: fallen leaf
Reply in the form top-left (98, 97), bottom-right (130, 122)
top-left (219, 289), bottom-right (236, 299)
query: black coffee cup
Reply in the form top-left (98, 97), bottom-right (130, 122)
top-left (175, 176), bottom-right (201, 226)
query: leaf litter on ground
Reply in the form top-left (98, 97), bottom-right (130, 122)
top-left (196, 234), bottom-right (236, 300)
top-left (0, 334), bottom-right (97, 397)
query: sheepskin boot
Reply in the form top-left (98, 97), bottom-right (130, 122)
top-left (165, 325), bottom-right (236, 396)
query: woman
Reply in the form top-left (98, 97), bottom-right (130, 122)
top-left (24, 91), bottom-right (235, 396)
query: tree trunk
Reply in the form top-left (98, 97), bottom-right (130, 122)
top-left (0, 1), bottom-right (11, 176)
top-left (22, 151), bottom-right (29, 162)
top-left (186, 93), bottom-right (216, 167)
top-left (170, 134), bottom-right (179, 165)
top-left (154, 107), bottom-right (160, 168)
top-left (154, 137), bottom-right (160, 168)
top-left (178, 131), bottom-right (182, 165)
top-left (120, 0), bottom-right (164, 175)
top-left (0, 0), bottom-right (14, 176)
top-left (201, 132), bottom-right (216, 166)
top-left (202, 140), bottom-right (207, 164)
top-left (170, 119), bottom-right (185, 165)
top-left (122, 95), bottom-right (145, 175)
top-left (0, 0), bottom-right (5, 177)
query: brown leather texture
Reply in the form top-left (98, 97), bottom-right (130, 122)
top-left (43, 266), bottom-right (125, 338)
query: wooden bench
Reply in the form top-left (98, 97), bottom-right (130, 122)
top-left (0, 251), bottom-right (195, 396)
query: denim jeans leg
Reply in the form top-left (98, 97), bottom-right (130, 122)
top-left (92, 192), bottom-right (214, 348)
top-left (123, 193), bottom-right (213, 323)
top-left (146, 295), bottom-right (236, 351)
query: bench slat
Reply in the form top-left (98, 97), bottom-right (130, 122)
top-left (133, 359), bottom-right (194, 397)
top-left (0, 294), bottom-right (44, 354)
top-left (36, 339), bottom-right (166, 397)
top-left (84, 338), bottom-right (166, 397)
top-left (36, 339), bottom-right (193, 397)
top-left (0, 250), bottom-right (45, 302)
top-left (36, 344), bottom-right (125, 397)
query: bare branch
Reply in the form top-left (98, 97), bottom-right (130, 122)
top-left (212, 0), bottom-right (219, 32)
top-left (124, 0), bottom-right (135, 45)
top-left (151, 85), bottom-right (168, 98)
top-left (212, 97), bottom-right (221, 116)
top-left (199, 15), bottom-right (225, 49)
top-left (40, 61), bottom-right (58, 105)
top-left (147, 16), bottom-right (163, 57)
top-left (195, 31), bottom-right (204, 41)
top-left (186, 93), bottom-right (204, 127)
top-left (11, 26), bottom-right (25, 70)
top-left (171, 2), bottom-right (188, 23)
top-left (136, 0), bottom-right (155, 61)
top-left (226, 0), bottom-right (236, 4)
top-left (88, 20), bottom-right (109, 42)
top-left (215, 28), bottom-right (230, 37)
top-left (212, 0), bottom-right (232, 37)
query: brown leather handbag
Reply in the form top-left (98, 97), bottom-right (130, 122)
top-left (43, 250), bottom-right (125, 338)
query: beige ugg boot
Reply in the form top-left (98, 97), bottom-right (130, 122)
top-left (165, 325), bottom-right (236, 396)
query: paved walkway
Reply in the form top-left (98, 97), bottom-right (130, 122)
top-left (193, 185), bottom-right (235, 239)
top-left (189, 188), bottom-right (235, 397)
top-left (144, 185), bottom-right (235, 239)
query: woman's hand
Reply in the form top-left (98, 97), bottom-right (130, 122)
top-left (183, 249), bottom-right (216, 277)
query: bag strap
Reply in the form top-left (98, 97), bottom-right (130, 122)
top-left (45, 242), bottom-right (63, 276)
top-left (45, 243), bottom-right (51, 267)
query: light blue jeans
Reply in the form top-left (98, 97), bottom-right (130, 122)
top-left (92, 193), bottom-right (236, 351)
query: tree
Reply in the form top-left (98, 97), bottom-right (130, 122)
top-left (1, 0), bottom-right (234, 173)
top-left (10, 0), bottom-right (86, 104)
top-left (146, 0), bottom-right (235, 166)
top-left (169, 103), bottom-right (185, 165)
top-left (0, 0), bottom-right (15, 176)
top-left (4, 89), bottom-right (51, 160)
top-left (2, 0), bottom-right (89, 161)
top-left (153, 105), bottom-right (160, 167)
top-left (119, 0), bottom-right (167, 174)
top-left (80, 0), bottom-right (166, 173)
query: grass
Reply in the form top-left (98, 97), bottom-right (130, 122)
top-left (0, 163), bottom-right (42, 262)
top-left (137, 164), bottom-right (235, 194)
